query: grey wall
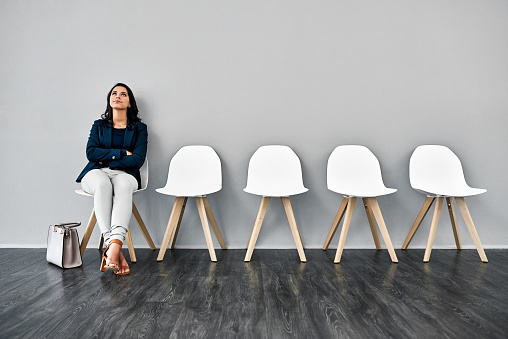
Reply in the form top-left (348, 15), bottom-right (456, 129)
top-left (1, 0), bottom-right (507, 250)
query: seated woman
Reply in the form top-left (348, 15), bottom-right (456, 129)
top-left (76, 83), bottom-right (147, 275)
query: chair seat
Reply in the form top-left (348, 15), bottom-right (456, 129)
top-left (155, 187), bottom-right (220, 197)
top-left (75, 189), bottom-right (92, 197)
top-left (414, 186), bottom-right (486, 197)
top-left (243, 187), bottom-right (308, 197)
top-left (76, 188), bottom-right (144, 197)
top-left (329, 187), bottom-right (397, 198)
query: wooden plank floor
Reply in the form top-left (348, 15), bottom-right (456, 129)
top-left (0, 248), bottom-right (507, 338)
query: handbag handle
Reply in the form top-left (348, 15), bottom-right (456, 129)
top-left (53, 222), bottom-right (81, 237)
top-left (54, 222), bottom-right (81, 228)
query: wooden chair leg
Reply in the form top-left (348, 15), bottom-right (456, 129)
top-left (169, 197), bottom-right (187, 249)
top-left (80, 209), bottom-right (97, 256)
top-left (424, 197), bottom-right (443, 262)
top-left (281, 197), bottom-right (307, 262)
top-left (446, 197), bottom-right (461, 250)
top-left (203, 196), bottom-right (226, 249)
top-left (98, 235), bottom-right (104, 250)
top-left (402, 197), bottom-right (435, 249)
top-left (366, 198), bottom-right (398, 263)
top-left (157, 197), bottom-right (186, 261)
top-left (363, 198), bottom-right (381, 250)
top-left (335, 197), bottom-right (356, 263)
top-left (125, 226), bottom-right (136, 262)
top-left (196, 197), bottom-right (217, 262)
top-left (132, 202), bottom-right (156, 250)
top-left (295, 221), bottom-right (304, 249)
top-left (246, 226), bottom-right (255, 250)
top-left (322, 198), bottom-right (348, 250)
top-left (455, 197), bottom-right (488, 262)
top-left (245, 197), bottom-right (270, 262)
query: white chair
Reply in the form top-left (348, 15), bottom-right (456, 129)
top-left (244, 145), bottom-right (308, 262)
top-left (402, 145), bottom-right (487, 262)
top-left (322, 145), bottom-right (398, 263)
top-left (76, 159), bottom-right (156, 262)
top-left (156, 146), bottom-right (226, 262)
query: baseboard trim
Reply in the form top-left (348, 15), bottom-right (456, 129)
top-left (1, 244), bottom-right (508, 249)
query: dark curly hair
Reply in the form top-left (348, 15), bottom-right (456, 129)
top-left (101, 83), bottom-right (141, 124)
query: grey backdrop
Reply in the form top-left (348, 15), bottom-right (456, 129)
top-left (1, 0), bottom-right (507, 250)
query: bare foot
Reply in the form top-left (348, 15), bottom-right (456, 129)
top-left (117, 251), bottom-right (130, 275)
top-left (105, 243), bottom-right (122, 271)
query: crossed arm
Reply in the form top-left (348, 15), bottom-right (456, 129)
top-left (86, 121), bottom-right (147, 170)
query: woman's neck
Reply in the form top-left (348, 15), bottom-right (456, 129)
top-left (112, 109), bottom-right (128, 128)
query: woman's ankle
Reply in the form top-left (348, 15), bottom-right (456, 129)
top-left (105, 243), bottom-right (120, 263)
top-left (109, 242), bottom-right (121, 249)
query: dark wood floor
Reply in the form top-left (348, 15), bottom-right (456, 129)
top-left (0, 248), bottom-right (507, 339)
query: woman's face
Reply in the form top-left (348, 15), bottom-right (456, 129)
top-left (109, 86), bottom-right (130, 110)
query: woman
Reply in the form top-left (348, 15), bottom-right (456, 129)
top-left (76, 83), bottom-right (147, 275)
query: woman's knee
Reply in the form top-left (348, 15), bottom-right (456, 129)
top-left (96, 178), bottom-right (113, 194)
top-left (113, 174), bottom-right (138, 194)
top-left (83, 170), bottom-right (112, 195)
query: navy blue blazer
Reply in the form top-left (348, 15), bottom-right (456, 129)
top-left (76, 119), bottom-right (148, 189)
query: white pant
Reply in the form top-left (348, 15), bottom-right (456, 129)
top-left (81, 168), bottom-right (138, 245)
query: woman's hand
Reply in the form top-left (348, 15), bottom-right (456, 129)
top-left (126, 150), bottom-right (132, 156)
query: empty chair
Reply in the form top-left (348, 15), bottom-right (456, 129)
top-left (244, 145), bottom-right (307, 262)
top-left (402, 145), bottom-right (487, 262)
top-left (156, 146), bottom-right (226, 262)
top-left (322, 145), bottom-right (398, 263)
top-left (76, 158), bottom-right (156, 262)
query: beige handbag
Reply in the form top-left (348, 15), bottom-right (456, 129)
top-left (46, 222), bottom-right (82, 268)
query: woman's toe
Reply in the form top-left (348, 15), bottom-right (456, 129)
top-left (107, 262), bottom-right (118, 270)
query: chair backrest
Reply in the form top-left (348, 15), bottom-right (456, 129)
top-left (160, 145), bottom-right (222, 196)
top-left (410, 145), bottom-right (469, 194)
top-left (139, 157), bottom-right (149, 191)
top-left (244, 145), bottom-right (308, 197)
top-left (327, 145), bottom-right (389, 195)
